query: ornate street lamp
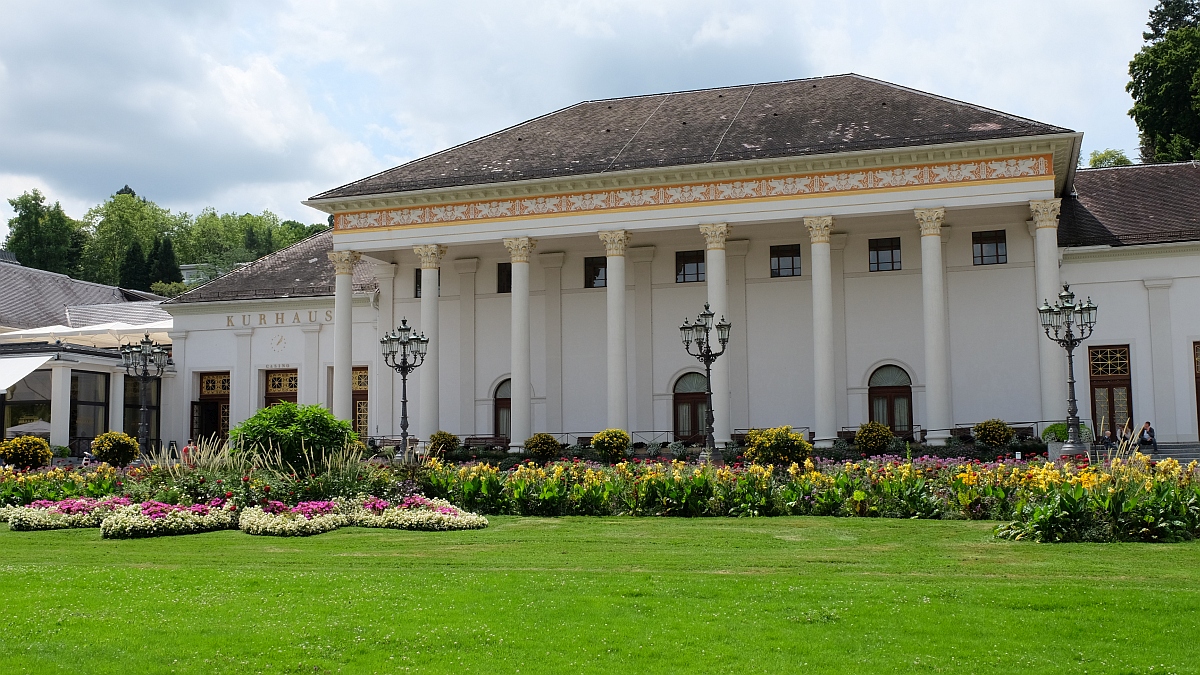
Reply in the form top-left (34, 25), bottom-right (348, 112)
top-left (120, 333), bottom-right (169, 453)
top-left (380, 318), bottom-right (429, 454)
top-left (679, 303), bottom-right (731, 462)
top-left (1038, 284), bottom-right (1098, 458)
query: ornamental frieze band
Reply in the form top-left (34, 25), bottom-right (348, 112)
top-left (334, 154), bottom-right (1052, 232)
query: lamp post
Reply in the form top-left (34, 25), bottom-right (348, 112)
top-left (1037, 284), bottom-right (1098, 458)
top-left (380, 318), bottom-right (429, 454)
top-left (679, 303), bottom-right (731, 462)
top-left (120, 333), bottom-right (168, 453)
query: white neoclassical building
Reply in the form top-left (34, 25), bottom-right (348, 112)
top-left (158, 75), bottom-right (1200, 451)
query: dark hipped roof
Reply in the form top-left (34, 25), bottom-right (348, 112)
top-left (1059, 162), bottom-right (1200, 247)
top-left (313, 74), bottom-right (1071, 200)
top-left (0, 264), bottom-right (161, 331)
top-left (165, 231), bottom-right (376, 304)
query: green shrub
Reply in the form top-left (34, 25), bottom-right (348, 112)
top-left (592, 429), bottom-right (630, 463)
top-left (230, 402), bottom-right (357, 466)
top-left (524, 433), bottom-right (561, 464)
top-left (0, 436), bottom-right (53, 469)
top-left (426, 431), bottom-right (460, 456)
top-left (743, 426), bottom-right (812, 467)
top-left (91, 431), bottom-right (139, 467)
top-left (854, 422), bottom-right (893, 456)
top-left (1040, 423), bottom-right (1094, 443)
top-left (973, 419), bottom-right (1014, 449)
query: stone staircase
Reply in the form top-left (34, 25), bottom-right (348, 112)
top-left (1150, 443), bottom-right (1200, 462)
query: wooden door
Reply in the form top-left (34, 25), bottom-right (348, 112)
top-left (1089, 345), bottom-right (1133, 439)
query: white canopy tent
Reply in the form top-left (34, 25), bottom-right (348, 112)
top-left (0, 354), bottom-right (54, 391)
top-left (5, 419), bottom-right (51, 439)
top-left (0, 320), bottom-right (172, 349)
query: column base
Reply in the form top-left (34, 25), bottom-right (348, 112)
top-left (507, 445), bottom-right (523, 454)
top-left (924, 431), bottom-right (951, 445)
top-left (813, 437), bottom-right (836, 449)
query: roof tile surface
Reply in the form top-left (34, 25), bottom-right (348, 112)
top-left (1059, 162), bottom-right (1200, 247)
top-left (313, 74), bottom-right (1070, 200)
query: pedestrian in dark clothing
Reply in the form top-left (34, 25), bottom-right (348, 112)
top-left (1101, 430), bottom-right (1117, 451)
top-left (1138, 422), bottom-right (1157, 453)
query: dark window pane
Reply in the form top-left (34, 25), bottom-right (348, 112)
top-left (769, 244), bottom-right (802, 278)
top-left (869, 237), bottom-right (901, 272)
top-left (675, 250), bottom-right (705, 283)
top-left (584, 256), bottom-right (607, 288)
top-left (497, 262), bottom-right (512, 294)
top-left (972, 230), bottom-right (1007, 265)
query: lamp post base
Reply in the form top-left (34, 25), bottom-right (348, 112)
top-left (1059, 440), bottom-right (1089, 459)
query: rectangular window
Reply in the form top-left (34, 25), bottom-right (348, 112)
top-left (972, 230), bottom-right (1008, 265)
top-left (2, 369), bottom-right (51, 438)
top-left (770, 244), bottom-right (802, 277)
top-left (869, 237), bottom-right (902, 272)
top-left (71, 371), bottom-right (109, 442)
top-left (584, 256), bottom-right (607, 288)
top-left (497, 262), bottom-right (512, 294)
top-left (675, 250), bottom-right (705, 283)
top-left (414, 268), bottom-right (440, 298)
top-left (123, 376), bottom-right (160, 448)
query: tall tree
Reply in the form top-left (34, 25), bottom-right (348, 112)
top-left (1087, 149), bottom-right (1134, 168)
top-left (4, 190), bottom-right (89, 276)
top-left (1145, 0), bottom-right (1200, 41)
top-left (119, 240), bottom-right (150, 291)
top-left (150, 236), bottom-right (183, 284)
top-left (80, 189), bottom-right (188, 285)
top-left (1128, 4), bottom-right (1200, 162)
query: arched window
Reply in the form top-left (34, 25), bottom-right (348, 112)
top-left (494, 379), bottom-right (511, 440)
top-left (673, 373), bottom-right (708, 444)
top-left (868, 365), bottom-right (912, 435)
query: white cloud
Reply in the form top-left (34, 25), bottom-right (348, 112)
top-left (0, 0), bottom-right (1159, 245)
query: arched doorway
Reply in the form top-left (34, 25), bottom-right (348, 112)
top-left (493, 379), bottom-right (511, 441)
top-left (868, 365), bottom-right (913, 436)
top-left (673, 372), bottom-right (708, 444)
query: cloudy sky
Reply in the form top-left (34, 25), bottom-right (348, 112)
top-left (0, 1), bottom-right (1154, 239)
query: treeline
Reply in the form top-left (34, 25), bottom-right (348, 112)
top-left (4, 185), bottom-right (328, 295)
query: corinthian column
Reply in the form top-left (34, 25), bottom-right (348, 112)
top-left (700, 223), bottom-right (731, 446)
top-left (503, 236), bottom-right (536, 450)
top-left (915, 208), bottom-right (952, 442)
top-left (1030, 199), bottom-right (1066, 421)
top-left (413, 244), bottom-right (447, 438)
top-left (328, 250), bottom-right (360, 421)
top-left (805, 216), bottom-right (836, 447)
top-left (599, 230), bottom-right (631, 431)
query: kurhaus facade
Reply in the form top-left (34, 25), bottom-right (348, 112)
top-left (162, 75), bottom-right (1200, 450)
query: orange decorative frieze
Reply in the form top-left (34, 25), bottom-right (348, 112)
top-left (334, 154), bottom-right (1052, 231)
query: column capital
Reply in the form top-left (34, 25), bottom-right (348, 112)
top-left (914, 207), bottom-right (945, 236)
top-left (598, 230), bottom-right (631, 256)
top-left (371, 262), bottom-right (396, 280)
top-left (1030, 199), bottom-right (1062, 229)
top-left (700, 223), bottom-right (731, 250)
top-left (503, 237), bottom-right (537, 263)
top-left (804, 216), bottom-right (833, 244)
top-left (413, 244), bottom-right (448, 269)
top-left (327, 250), bottom-right (361, 275)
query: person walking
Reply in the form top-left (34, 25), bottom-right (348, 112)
top-left (1138, 421), bottom-right (1158, 454)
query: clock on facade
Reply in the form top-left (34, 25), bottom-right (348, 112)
top-left (271, 334), bottom-right (287, 352)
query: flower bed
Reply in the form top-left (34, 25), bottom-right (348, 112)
top-left (100, 499), bottom-right (238, 539)
top-left (238, 500), bottom-right (347, 536)
top-left (6, 497), bottom-right (133, 530)
top-left (354, 495), bottom-right (489, 531)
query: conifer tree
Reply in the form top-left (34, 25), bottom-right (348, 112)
top-left (119, 240), bottom-right (150, 291)
top-left (152, 236), bottom-right (183, 284)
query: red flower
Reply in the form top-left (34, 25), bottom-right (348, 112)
top-left (198, 477), bottom-right (205, 483)
top-left (242, 476), bottom-right (249, 482)
top-left (225, 491), bottom-right (233, 498)
top-left (263, 485), bottom-right (271, 493)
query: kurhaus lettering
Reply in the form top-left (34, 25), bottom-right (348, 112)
top-left (224, 309), bottom-right (334, 328)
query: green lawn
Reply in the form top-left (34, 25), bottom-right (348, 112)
top-left (1, 518), bottom-right (1198, 674)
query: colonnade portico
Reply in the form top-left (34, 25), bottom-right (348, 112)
top-left (325, 198), bottom-right (1064, 446)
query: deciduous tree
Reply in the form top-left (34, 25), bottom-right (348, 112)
top-left (1128, 4), bottom-right (1200, 162)
top-left (4, 190), bottom-right (89, 276)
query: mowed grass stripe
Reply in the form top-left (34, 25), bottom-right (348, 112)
top-left (1, 517), bottom-right (1198, 674)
